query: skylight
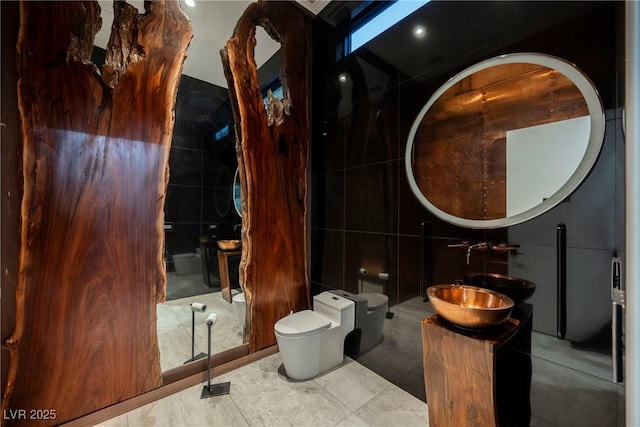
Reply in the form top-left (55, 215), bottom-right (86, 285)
top-left (348, 0), bottom-right (430, 54)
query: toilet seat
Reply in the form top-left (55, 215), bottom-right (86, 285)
top-left (274, 310), bottom-right (331, 337)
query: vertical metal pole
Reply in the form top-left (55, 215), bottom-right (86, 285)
top-left (191, 311), bottom-right (196, 360)
top-left (420, 221), bottom-right (426, 301)
top-left (626, 1), bottom-right (640, 423)
top-left (420, 220), bottom-right (432, 302)
top-left (611, 256), bottom-right (624, 383)
top-left (556, 224), bottom-right (566, 339)
top-left (206, 322), bottom-right (212, 391)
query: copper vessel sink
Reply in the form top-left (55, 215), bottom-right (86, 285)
top-left (217, 239), bottom-right (241, 251)
top-left (427, 284), bottom-right (514, 329)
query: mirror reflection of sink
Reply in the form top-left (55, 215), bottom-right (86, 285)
top-left (217, 239), bottom-right (242, 251)
top-left (427, 284), bottom-right (515, 329)
top-left (463, 273), bottom-right (536, 305)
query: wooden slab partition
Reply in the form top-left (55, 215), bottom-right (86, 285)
top-left (2, 1), bottom-right (192, 425)
top-left (221, 1), bottom-right (311, 352)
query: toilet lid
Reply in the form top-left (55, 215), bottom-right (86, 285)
top-left (274, 310), bottom-right (331, 336)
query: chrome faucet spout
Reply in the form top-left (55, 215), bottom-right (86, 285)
top-left (466, 242), bottom-right (488, 265)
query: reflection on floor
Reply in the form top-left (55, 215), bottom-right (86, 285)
top-left (157, 289), bottom-right (243, 372)
top-left (355, 295), bottom-right (625, 427)
top-left (97, 354), bottom-right (429, 427)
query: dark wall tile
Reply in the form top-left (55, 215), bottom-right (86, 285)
top-left (202, 181), bottom-right (241, 224)
top-left (310, 229), bottom-right (344, 289)
top-left (343, 89), bottom-right (399, 168)
top-left (312, 113), bottom-right (344, 173)
top-left (169, 147), bottom-right (202, 187)
top-left (165, 223), bottom-right (203, 256)
top-left (344, 231), bottom-right (398, 304)
top-left (312, 170), bottom-right (345, 230)
top-left (398, 235), bottom-right (421, 302)
top-left (165, 184), bottom-right (201, 223)
top-left (345, 162), bottom-right (398, 233)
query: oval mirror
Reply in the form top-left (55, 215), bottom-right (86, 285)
top-left (405, 53), bottom-right (605, 228)
top-left (233, 167), bottom-right (242, 216)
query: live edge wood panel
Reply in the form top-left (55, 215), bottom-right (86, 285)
top-left (2, 2), bottom-right (192, 425)
top-left (221, 1), bottom-right (311, 352)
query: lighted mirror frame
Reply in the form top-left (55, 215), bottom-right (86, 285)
top-left (405, 53), bottom-right (605, 229)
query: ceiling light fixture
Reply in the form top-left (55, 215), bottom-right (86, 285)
top-left (185, 0), bottom-right (195, 7)
top-left (413, 25), bottom-right (427, 39)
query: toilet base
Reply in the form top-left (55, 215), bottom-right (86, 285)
top-left (276, 330), bottom-right (346, 381)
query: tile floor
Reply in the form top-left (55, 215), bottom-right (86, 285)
top-left (97, 354), bottom-right (429, 427)
top-left (152, 291), bottom-right (625, 426)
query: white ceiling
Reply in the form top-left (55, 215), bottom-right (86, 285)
top-left (95, 1), bottom-right (330, 88)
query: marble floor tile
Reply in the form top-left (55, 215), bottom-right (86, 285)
top-left (216, 355), bottom-right (352, 426)
top-left (314, 358), bottom-right (390, 411)
top-left (334, 413), bottom-right (371, 427)
top-left (124, 387), bottom-right (248, 427)
top-left (98, 353), bottom-right (428, 427)
top-left (354, 382), bottom-right (429, 427)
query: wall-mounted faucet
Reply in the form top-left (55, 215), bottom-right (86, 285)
top-left (490, 242), bottom-right (520, 254)
top-left (446, 240), bottom-right (469, 249)
top-left (466, 242), bottom-right (488, 264)
top-left (447, 240), bottom-right (520, 264)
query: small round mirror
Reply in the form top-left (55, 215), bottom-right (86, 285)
top-left (405, 53), bottom-right (605, 229)
top-left (233, 167), bottom-right (242, 217)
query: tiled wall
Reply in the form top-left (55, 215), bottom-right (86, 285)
top-left (164, 75), bottom-right (241, 271)
top-left (311, 1), bottom-right (623, 339)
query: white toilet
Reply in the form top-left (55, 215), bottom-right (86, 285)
top-left (274, 291), bottom-right (355, 380)
top-left (232, 291), bottom-right (246, 331)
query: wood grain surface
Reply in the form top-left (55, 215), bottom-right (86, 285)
top-left (221, 0), bottom-right (311, 352)
top-left (2, 1), bottom-right (192, 424)
top-left (422, 315), bottom-right (521, 427)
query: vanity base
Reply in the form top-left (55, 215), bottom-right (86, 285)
top-left (218, 250), bottom-right (241, 302)
top-left (422, 304), bottom-right (532, 426)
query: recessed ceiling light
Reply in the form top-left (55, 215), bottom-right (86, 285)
top-left (185, 0), bottom-right (195, 7)
top-left (413, 25), bottom-right (427, 39)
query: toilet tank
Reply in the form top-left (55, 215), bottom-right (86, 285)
top-left (313, 292), bottom-right (355, 329)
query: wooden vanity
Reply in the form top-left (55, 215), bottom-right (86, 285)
top-left (422, 304), bottom-right (533, 426)
top-left (218, 249), bottom-right (242, 302)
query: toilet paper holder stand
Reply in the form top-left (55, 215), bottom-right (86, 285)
top-left (184, 302), bottom-right (208, 364)
top-left (201, 312), bottom-right (231, 399)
